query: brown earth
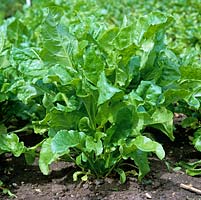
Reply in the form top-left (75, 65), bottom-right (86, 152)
top-left (0, 130), bottom-right (201, 200)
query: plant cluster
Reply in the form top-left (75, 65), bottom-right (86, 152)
top-left (0, 0), bottom-right (200, 188)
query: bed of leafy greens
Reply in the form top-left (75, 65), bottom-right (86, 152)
top-left (0, 0), bottom-right (200, 190)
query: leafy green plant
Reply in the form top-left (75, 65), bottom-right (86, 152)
top-left (31, 8), bottom-right (179, 181)
top-left (0, 0), bottom-right (200, 185)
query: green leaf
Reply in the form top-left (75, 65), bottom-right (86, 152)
top-left (51, 130), bottom-right (86, 154)
top-left (148, 107), bottom-right (174, 141)
top-left (0, 30), bottom-right (4, 53)
top-left (105, 106), bottom-right (135, 144)
top-left (193, 129), bottom-right (201, 152)
top-left (186, 168), bottom-right (201, 176)
top-left (78, 117), bottom-right (92, 132)
top-left (97, 72), bottom-right (122, 106)
top-left (0, 133), bottom-right (24, 157)
top-left (36, 108), bottom-right (83, 133)
top-left (136, 81), bottom-right (163, 106)
top-left (39, 138), bottom-right (60, 175)
top-left (133, 136), bottom-right (165, 160)
top-left (81, 174), bottom-right (88, 181)
top-left (24, 149), bottom-right (36, 165)
top-left (83, 47), bottom-right (104, 85)
top-left (156, 50), bottom-right (180, 86)
top-left (179, 160), bottom-right (201, 176)
top-left (85, 135), bottom-right (103, 156)
top-left (163, 89), bottom-right (190, 106)
top-left (98, 27), bottom-right (119, 52)
top-left (115, 168), bottom-right (126, 183)
top-left (181, 117), bottom-right (198, 129)
top-left (8, 80), bottom-right (37, 104)
top-left (180, 65), bottom-right (201, 81)
top-left (44, 64), bottom-right (77, 85)
top-left (40, 6), bottom-right (75, 67)
top-left (73, 171), bottom-right (86, 182)
top-left (130, 150), bottom-right (150, 181)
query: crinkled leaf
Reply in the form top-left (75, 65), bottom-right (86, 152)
top-left (0, 133), bottom-right (24, 157)
top-left (136, 81), bottom-right (163, 106)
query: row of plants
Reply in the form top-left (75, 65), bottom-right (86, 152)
top-left (0, 0), bottom-right (200, 193)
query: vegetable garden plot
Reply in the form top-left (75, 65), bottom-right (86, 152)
top-left (0, 0), bottom-right (200, 197)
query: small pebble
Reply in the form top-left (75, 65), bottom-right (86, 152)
top-left (83, 183), bottom-right (89, 189)
top-left (35, 188), bottom-right (41, 193)
top-left (12, 183), bottom-right (18, 188)
top-left (145, 192), bottom-right (152, 199)
top-left (105, 177), bottom-right (113, 184)
top-left (94, 179), bottom-right (104, 185)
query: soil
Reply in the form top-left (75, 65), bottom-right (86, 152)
top-left (1, 127), bottom-right (201, 200)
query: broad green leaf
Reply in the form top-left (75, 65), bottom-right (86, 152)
top-left (105, 106), bottom-right (135, 144)
top-left (130, 150), bottom-right (150, 181)
top-left (8, 80), bottom-right (37, 104)
top-left (10, 47), bottom-right (44, 78)
top-left (51, 130), bottom-right (86, 154)
top-left (97, 72), bottom-right (122, 106)
top-left (133, 136), bottom-right (165, 160)
top-left (83, 47), bottom-right (104, 85)
top-left (36, 108), bottom-right (83, 133)
top-left (186, 168), bottom-right (201, 176)
top-left (39, 138), bottom-right (60, 175)
top-left (85, 136), bottom-right (103, 156)
top-left (114, 24), bottom-right (134, 49)
top-left (7, 19), bottom-right (29, 45)
top-left (147, 107), bottom-right (174, 141)
top-left (78, 117), bottom-right (92, 132)
top-left (98, 27), bottom-right (119, 52)
top-left (156, 50), bottom-right (180, 86)
top-left (163, 89), bottom-right (190, 106)
top-left (43, 64), bottom-right (77, 85)
top-left (41, 6), bottom-right (76, 67)
top-left (181, 117), bottom-right (198, 129)
top-left (185, 94), bottom-right (200, 110)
